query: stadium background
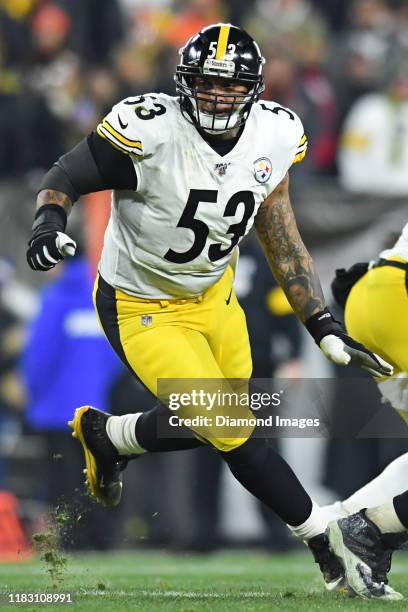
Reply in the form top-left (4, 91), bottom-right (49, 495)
top-left (1, 0), bottom-right (408, 557)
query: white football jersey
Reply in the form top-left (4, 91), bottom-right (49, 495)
top-left (97, 93), bottom-right (307, 298)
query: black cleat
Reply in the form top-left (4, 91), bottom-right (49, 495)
top-left (308, 533), bottom-right (345, 591)
top-left (327, 511), bottom-right (403, 600)
top-left (68, 406), bottom-right (129, 507)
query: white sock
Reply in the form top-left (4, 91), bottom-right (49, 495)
top-left (288, 501), bottom-right (327, 541)
top-left (106, 413), bottom-right (146, 456)
top-left (341, 453), bottom-right (408, 514)
top-left (366, 501), bottom-right (406, 534)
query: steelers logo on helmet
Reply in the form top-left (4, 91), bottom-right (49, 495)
top-left (253, 157), bottom-right (272, 183)
top-left (175, 23), bottom-right (265, 134)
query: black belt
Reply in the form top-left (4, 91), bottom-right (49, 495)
top-left (371, 258), bottom-right (408, 271)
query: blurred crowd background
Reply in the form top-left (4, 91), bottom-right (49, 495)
top-left (1, 0), bottom-right (408, 556)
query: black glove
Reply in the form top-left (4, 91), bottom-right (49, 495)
top-left (27, 205), bottom-right (76, 271)
top-left (305, 308), bottom-right (393, 378)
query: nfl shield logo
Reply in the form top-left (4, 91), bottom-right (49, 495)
top-left (141, 315), bottom-right (152, 326)
top-left (253, 157), bottom-right (272, 183)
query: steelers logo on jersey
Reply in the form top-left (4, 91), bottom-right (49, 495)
top-left (253, 157), bottom-right (272, 183)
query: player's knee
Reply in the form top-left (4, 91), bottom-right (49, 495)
top-left (203, 419), bottom-right (256, 452)
top-left (206, 435), bottom-right (251, 452)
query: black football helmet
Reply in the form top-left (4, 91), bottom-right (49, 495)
top-left (175, 23), bottom-right (265, 134)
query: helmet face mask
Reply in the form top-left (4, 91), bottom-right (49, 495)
top-left (175, 23), bottom-right (265, 134)
top-left (179, 75), bottom-right (254, 133)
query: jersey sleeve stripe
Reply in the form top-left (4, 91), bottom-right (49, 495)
top-left (296, 143), bottom-right (308, 154)
top-left (96, 124), bottom-right (143, 156)
top-left (292, 147), bottom-right (307, 164)
top-left (296, 134), bottom-right (308, 154)
top-left (100, 118), bottom-right (143, 150)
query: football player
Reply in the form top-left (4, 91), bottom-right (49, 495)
top-left (26, 23), bottom-right (392, 590)
top-left (323, 223), bottom-right (408, 599)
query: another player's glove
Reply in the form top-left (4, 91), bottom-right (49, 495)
top-left (305, 308), bottom-right (393, 378)
top-left (27, 204), bottom-right (76, 271)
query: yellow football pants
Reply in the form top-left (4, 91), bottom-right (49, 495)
top-left (345, 258), bottom-right (408, 418)
top-left (93, 266), bottom-right (254, 451)
top-left (345, 258), bottom-right (408, 372)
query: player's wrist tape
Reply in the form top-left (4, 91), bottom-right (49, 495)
top-left (304, 308), bottom-right (343, 345)
top-left (30, 204), bottom-right (67, 242)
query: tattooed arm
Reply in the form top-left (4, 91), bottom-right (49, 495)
top-left (254, 173), bottom-right (393, 376)
top-left (36, 189), bottom-right (73, 215)
top-left (254, 173), bottom-right (325, 322)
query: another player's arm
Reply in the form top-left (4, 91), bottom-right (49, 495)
top-left (254, 173), bottom-right (393, 377)
top-left (254, 173), bottom-right (324, 322)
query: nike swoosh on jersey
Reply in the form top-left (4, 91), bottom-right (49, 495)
top-left (225, 288), bottom-right (233, 305)
top-left (118, 114), bottom-right (128, 130)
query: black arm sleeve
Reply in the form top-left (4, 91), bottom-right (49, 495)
top-left (38, 132), bottom-right (137, 202)
top-left (87, 131), bottom-right (137, 190)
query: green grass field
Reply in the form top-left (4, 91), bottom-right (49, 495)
top-left (1, 550), bottom-right (408, 611)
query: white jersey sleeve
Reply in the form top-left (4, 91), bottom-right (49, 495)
top-left (254, 100), bottom-right (308, 182)
top-left (273, 105), bottom-right (308, 169)
top-left (96, 94), bottom-right (168, 158)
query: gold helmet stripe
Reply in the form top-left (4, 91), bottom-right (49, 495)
top-left (215, 24), bottom-right (230, 60)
